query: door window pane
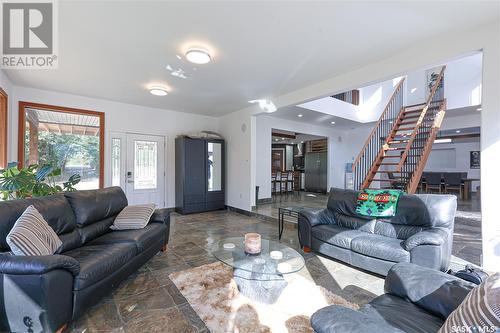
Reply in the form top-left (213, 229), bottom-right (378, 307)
top-left (134, 140), bottom-right (157, 190)
top-left (111, 138), bottom-right (121, 186)
top-left (208, 142), bottom-right (222, 191)
top-left (23, 107), bottom-right (101, 190)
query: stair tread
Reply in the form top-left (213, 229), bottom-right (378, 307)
top-left (396, 127), bottom-right (416, 131)
top-left (370, 178), bottom-right (404, 182)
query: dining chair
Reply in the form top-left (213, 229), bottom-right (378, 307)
top-left (425, 172), bottom-right (442, 193)
top-left (443, 172), bottom-right (463, 198)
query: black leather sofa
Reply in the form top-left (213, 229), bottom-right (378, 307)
top-left (298, 188), bottom-right (456, 275)
top-left (0, 187), bottom-right (170, 333)
top-left (311, 262), bottom-right (475, 333)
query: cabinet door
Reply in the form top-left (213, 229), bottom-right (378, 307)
top-left (184, 138), bottom-right (206, 205)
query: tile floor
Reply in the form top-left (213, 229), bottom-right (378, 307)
top-left (67, 210), bottom-right (385, 333)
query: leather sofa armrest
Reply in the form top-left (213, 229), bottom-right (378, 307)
top-left (311, 305), bottom-right (405, 333)
top-left (385, 262), bottom-right (475, 319)
top-left (298, 208), bottom-right (334, 249)
top-left (403, 228), bottom-right (448, 251)
top-left (150, 208), bottom-right (171, 226)
top-left (0, 253), bottom-right (80, 276)
top-left (298, 208), bottom-right (334, 227)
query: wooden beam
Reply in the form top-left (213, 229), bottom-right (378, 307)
top-left (0, 88), bottom-right (7, 168)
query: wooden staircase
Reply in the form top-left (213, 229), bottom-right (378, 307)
top-left (352, 66), bottom-right (447, 194)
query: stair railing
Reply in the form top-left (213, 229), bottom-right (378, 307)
top-left (352, 77), bottom-right (406, 190)
top-left (403, 67), bottom-right (447, 193)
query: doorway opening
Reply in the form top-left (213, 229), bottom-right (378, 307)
top-left (109, 132), bottom-right (165, 207)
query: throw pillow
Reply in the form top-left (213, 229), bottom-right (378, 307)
top-left (355, 189), bottom-right (402, 217)
top-left (439, 273), bottom-right (499, 333)
top-left (6, 205), bottom-right (62, 256)
top-left (110, 204), bottom-right (156, 230)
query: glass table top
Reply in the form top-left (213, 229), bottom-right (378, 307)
top-left (212, 237), bottom-right (305, 276)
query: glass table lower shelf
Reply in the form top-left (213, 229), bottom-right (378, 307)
top-left (211, 237), bottom-right (305, 303)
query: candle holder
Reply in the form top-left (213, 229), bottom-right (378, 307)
top-left (244, 233), bottom-right (261, 255)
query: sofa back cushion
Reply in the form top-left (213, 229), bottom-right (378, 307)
top-left (64, 187), bottom-right (128, 243)
top-left (326, 188), bottom-right (457, 240)
top-left (0, 194), bottom-right (80, 252)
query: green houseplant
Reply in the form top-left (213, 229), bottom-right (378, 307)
top-left (0, 162), bottom-right (81, 200)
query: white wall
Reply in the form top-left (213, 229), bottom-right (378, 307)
top-left (405, 53), bottom-right (483, 109)
top-left (8, 86), bottom-right (219, 208)
top-left (255, 115), bottom-right (351, 200)
top-left (425, 141), bottom-right (481, 191)
top-left (217, 109), bottom-right (254, 211)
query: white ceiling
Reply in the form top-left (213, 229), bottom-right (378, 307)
top-left (4, 1), bottom-right (498, 116)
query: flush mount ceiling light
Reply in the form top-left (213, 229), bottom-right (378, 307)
top-left (149, 86), bottom-right (168, 96)
top-left (297, 114), bottom-right (303, 118)
top-left (185, 48), bottom-right (211, 64)
top-left (456, 130), bottom-right (461, 133)
top-left (476, 107), bottom-right (482, 111)
top-left (248, 99), bottom-right (277, 113)
top-left (331, 121), bottom-right (336, 125)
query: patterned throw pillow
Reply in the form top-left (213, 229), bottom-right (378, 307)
top-left (6, 205), bottom-right (62, 256)
top-left (355, 189), bottom-right (402, 217)
top-left (110, 204), bottom-right (156, 230)
top-left (439, 273), bottom-right (499, 333)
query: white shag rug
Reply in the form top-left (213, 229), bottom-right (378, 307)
top-left (169, 262), bottom-right (358, 333)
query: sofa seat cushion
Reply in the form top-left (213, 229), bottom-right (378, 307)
top-left (88, 223), bottom-right (166, 252)
top-left (351, 235), bottom-right (409, 263)
top-left (311, 224), bottom-right (368, 249)
top-left (360, 294), bottom-right (445, 333)
top-left (64, 243), bottom-right (136, 290)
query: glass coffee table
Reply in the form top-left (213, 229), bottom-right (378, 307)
top-left (212, 237), bottom-right (305, 303)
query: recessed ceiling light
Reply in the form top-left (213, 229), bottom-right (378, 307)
top-left (476, 107), bottom-right (482, 111)
top-left (185, 48), bottom-right (211, 64)
top-left (297, 114), bottom-right (303, 118)
top-left (149, 86), bottom-right (168, 96)
top-left (456, 130), bottom-right (461, 133)
top-left (281, 138), bottom-right (285, 141)
top-left (331, 121), bottom-right (336, 124)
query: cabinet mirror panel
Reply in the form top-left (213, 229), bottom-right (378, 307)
top-left (208, 142), bottom-right (222, 191)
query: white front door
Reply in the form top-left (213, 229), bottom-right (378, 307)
top-left (125, 134), bottom-right (165, 206)
top-left (109, 132), bottom-right (165, 207)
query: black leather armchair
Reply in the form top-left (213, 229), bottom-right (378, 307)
top-left (298, 188), bottom-right (457, 275)
top-left (0, 187), bottom-right (170, 333)
top-left (311, 263), bottom-right (475, 333)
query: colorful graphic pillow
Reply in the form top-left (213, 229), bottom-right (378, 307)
top-left (355, 189), bottom-right (402, 217)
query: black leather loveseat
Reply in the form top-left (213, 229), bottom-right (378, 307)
top-left (298, 188), bottom-right (456, 275)
top-left (311, 262), bottom-right (475, 333)
top-left (0, 187), bottom-right (170, 333)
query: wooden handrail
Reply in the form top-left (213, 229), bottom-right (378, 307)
top-left (352, 77), bottom-right (406, 171)
top-left (397, 66), bottom-right (446, 171)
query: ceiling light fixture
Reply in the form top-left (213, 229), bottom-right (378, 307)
top-left (185, 48), bottom-right (211, 64)
top-left (149, 86), bottom-right (168, 96)
top-left (456, 130), bottom-right (461, 133)
top-left (476, 107), bottom-right (482, 111)
top-left (435, 138), bottom-right (452, 144)
top-left (297, 114), bottom-right (303, 118)
top-left (331, 121), bottom-right (336, 125)
top-left (248, 99), bottom-right (277, 113)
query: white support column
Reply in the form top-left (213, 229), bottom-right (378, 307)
top-left (480, 40), bottom-right (500, 272)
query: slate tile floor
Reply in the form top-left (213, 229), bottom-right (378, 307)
top-left (67, 210), bottom-right (386, 333)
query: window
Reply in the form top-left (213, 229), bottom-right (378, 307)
top-left (133, 140), bottom-right (157, 190)
top-left (111, 138), bottom-right (121, 186)
top-left (0, 88), bottom-right (7, 168)
top-left (18, 102), bottom-right (105, 189)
